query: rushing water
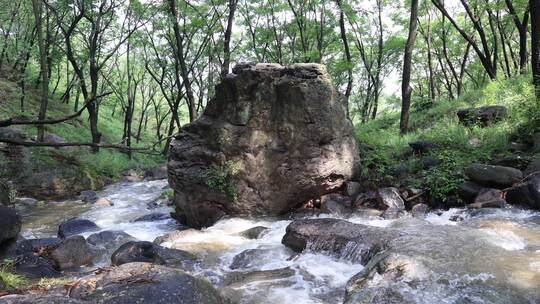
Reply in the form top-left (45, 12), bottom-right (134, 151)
top-left (16, 179), bottom-right (540, 304)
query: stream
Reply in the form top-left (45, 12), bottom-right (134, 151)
top-left (15, 179), bottom-right (540, 304)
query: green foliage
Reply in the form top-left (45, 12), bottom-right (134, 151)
top-left (0, 259), bottom-right (28, 290)
top-left (356, 76), bottom-right (535, 202)
top-left (203, 161), bottom-right (238, 200)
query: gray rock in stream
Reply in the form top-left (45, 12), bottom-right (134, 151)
top-left (111, 241), bottom-right (197, 270)
top-left (238, 226), bottom-right (269, 239)
top-left (229, 249), bottom-right (266, 269)
top-left (58, 217), bottom-right (99, 238)
top-left (87, 230), bottom-right (137, 251)
top-left (281, 218), bottom-right (398, 263)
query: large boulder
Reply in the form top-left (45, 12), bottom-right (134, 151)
top-left (168, 63), bottom-right (360, 228)
top-left (463, 164), bottom-right (522, 188)
top-left (0, 206), bottom-right (21, 245)
top-left (457, 105), bottom-right (507, 126)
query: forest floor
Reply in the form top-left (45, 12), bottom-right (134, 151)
top-left (0, 70), bottom-right (165, 200)
top-left (355, 74), bottom-right (540, 206)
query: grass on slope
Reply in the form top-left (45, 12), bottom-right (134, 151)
top-left (356, 75), bottom-right (540, 202)
top-left (0, 74), bottom-right (164, 184)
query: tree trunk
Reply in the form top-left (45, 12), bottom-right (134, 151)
top-left (221, 0), bottom-right (237, 79)
top-left (532, 0), bottom-right (540, 99)
top-left (400, 0), bottom-right (419, 134)
top-left (32, 0), bottom-right (49, 142)
top-left (336, 0), bottom-right (353, 118)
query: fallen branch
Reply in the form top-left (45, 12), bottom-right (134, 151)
top-left (405, 190), bottom-right (426, 202)
top-left (0, 138), bottom-right (151, 153)
top-left (0, 92), bottom-right (112, 128)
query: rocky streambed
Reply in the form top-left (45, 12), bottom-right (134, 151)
top-left (1, 179), bottom-right (540, 303)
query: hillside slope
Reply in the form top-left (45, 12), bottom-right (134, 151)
top-left (0, 71), bottom-right (164, 201)
top-left (356, 76), bottom-right (540, 205)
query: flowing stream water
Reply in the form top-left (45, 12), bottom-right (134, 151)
top-left (16, 179), bottom-right (540, 304)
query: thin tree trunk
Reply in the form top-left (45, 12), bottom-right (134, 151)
top-left (32, 0), bottom-right (49, 142)
top-left (221, 0), bottom-right (237, 79)
top-left (337, 0), bottom-right (353, 118)
top-left (400, 0), bottom-right (419, 134)
top-left (532, 0), bottom-right (540, 99)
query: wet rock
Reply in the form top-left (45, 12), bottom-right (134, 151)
top-left (506, 172), bottom-right (540, 209)
top-left (229, 249), bottom-right (266, 270)
top-left (0, 128), bottom-right (27, 141)
top-left (144, 165), bottom-right (168, 180)
top-left (490, 155), bottom-right (531, 170)
top-left (224, 267), bottom-right (295, 288)
top-left (354, 191), bottom-right (377, 208)
top-left (282, 218), bottom-right (397, 263)
top-left (376, 188), bottom-right (405, 210)
top-left (464, 164), bottom-right (522, 188)
top-left (0, 206), bottom-right (20, 245)
top-left (457, 105), bottom-right (507, 126)
top-left (238, 226), bottom-right (269, 239)
top-left (457, 181), bottom-right (485, 204)
top-left (58, 217), bottom-right (99, 238)
top-left (344, 181), bottom-right (362, 198)
top-left (48, 235), bottom-right (95, 270)
top-left (168, 63), bottom-right (360, 228)
top-left (67, 262), bottom-right (225, 304)
top-left (408, 140), bottom-right (433, 154)
top-left (133, 212), bottom-right (169, 222)
top-left (353, 207), bottom-right (383, 217)
top-left (411, 203), bottom-right (429, 218)
top-left (86, 230), bottom-right (137, 251)
top-left (0, 295), bottom-right (84, 304)
top-left (467, 188), bottom-right (506, 209)
top-left (376, 188), bottom-right (405, 219)
top-left (111, 241), bottom-right (197, 269)
top-left (94, 198), bottom-right (113, 207)
top-left (79, 190), bottom-right (99, 203)
top-left (320, 193), bottom-right (352, 216)
top-left (524, 159), bottom-right (540, 175)
top-left (13, 253), bottom-right (60, 278)
top-left (13, 237), bottom-right (61, 255)
top-left (121, 169), bottom-right (142, 182)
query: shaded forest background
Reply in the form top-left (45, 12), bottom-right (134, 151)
top-left (0, 0), bottom-right (539, 195)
